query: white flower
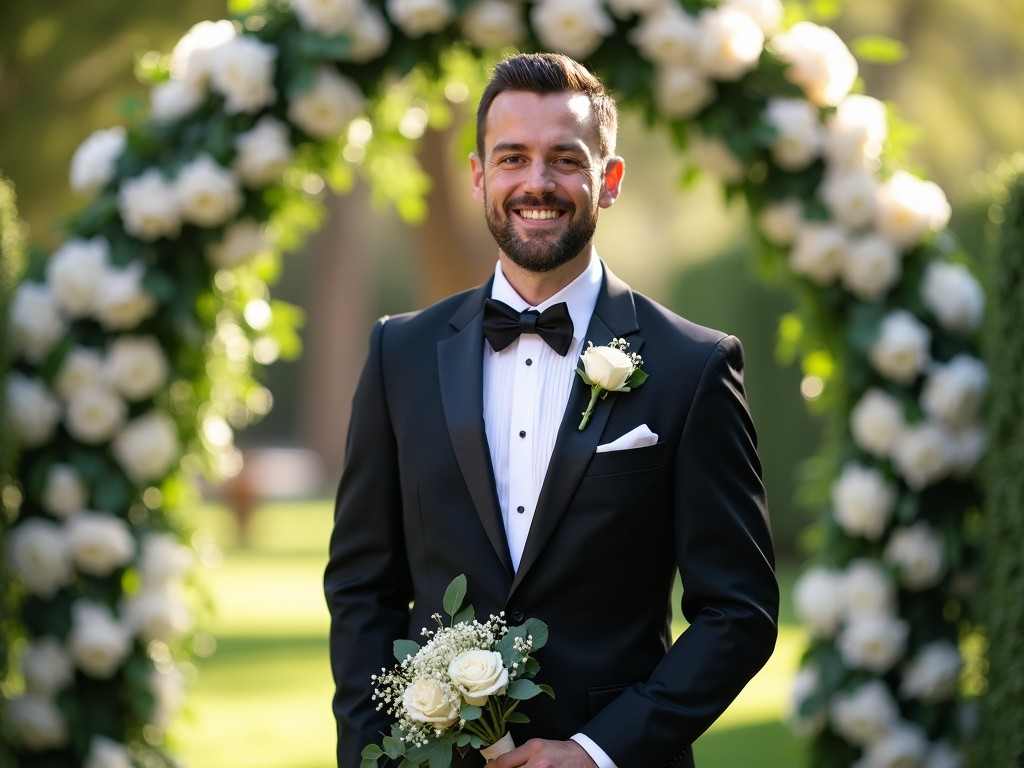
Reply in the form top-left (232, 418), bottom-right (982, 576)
top-left (821, 170), bottom-right (879, 230)
top-left (850, 388), bottom-right (905, 458)
top-left (757, 198), bottom-right (803, 245)
top-left (856, 723), bottom-right (930, 768)
top-left (789, 221), bottom-right (847, 286)
top-left (67, 512), bottom-right (136, 577)
top-left (630, 4), bottom-right (700, 67)
top-left (875, 170), bottom-right (952, 250)
top-left (65, 385), bottom-right (127, 444)
top-left (579, 343), bottom-right (636, 392)
top-left (93, 262), bottom-right (157, 331)
top-left (207, 218), bottom-right (269, 269)
top-left (841, 234), bottom-right (901, 301)
top-left (831, 463), bottom-right (896, 541)
top-left (118, 169), bottom-right (182, 241)
top-left (842, 559), bottom-right (896, 619)
top-left (69, 127), bottom-right (126, 195)
top-left (830, 680), bottom-right (899, 746)
top-left (826, 95), bottom-right (888, 171)
top-left (9, 282), bottom-right (66, 364)
top-left (345, 4), bottom-right (392, 61)
top-left (21, 637), bottom-right (73, 696)
top-left (85, 736), bottom-right (133, 768)
top-left (7, 519), bottom-right (72, 598)
top-left (104, 335), bottom-right (169, 402)
top-left (209, 35), bottom-right (277, 114)
top-left (112, 411), bottom-right (181, 483)
top-left (42, 464), bottom-right (88, 519)
top-left (948, 424), bottom-right (986, 477)
top-left (920, 261), bottom-right (985, 335)
top-left (764, 98), bottom-right (823, 171)
top-left (138, 532), bottom-right (194, 586)
top-left (892, 421), bottom-right (952, 490)
top-left (46, 237), bottom-right (110, 318)
top-left (170, 20), bottom-right (237, 87)
top-left (838, 614), bottom-right (908, 673)
top-left (900, 641), bottom-right (962, 703)
top-left (723, 0), bottom-right (783, 35)
top-left (793, 566), bottom-right (845, 638)
top-left (54, 346), bottom-right (105, 403)
top-left (688, 131), bottom-right (745, 184)
top-left (530, 0), bottom-right (612, 59)
top-left (7, 374), bottom-right (61, 449)
top-left (402, 676), bottom-right (460, 726)
top-left (868, 310), bottom-right (931, 385)
top-left (920, 355), bottom-right (988, 428)
top-left (288, 67), bottom-right (365, 140)
top-left (772, 21), bottom-right (857, 106)
top-left (695, 6), bottom-right (765, 81)
top-left (175, 154), bottom-right (243, 227)
top-left (292, 0), bottom-right (362, 35)
top-left (150, 78), bottom-right (206, 122)
top-left (788, 664), bottom-right (826, 736)
top-left (885, 522), bottom-right (946, 591)
top-left (4, 694), bottom-right (69, 751)
top-left (122, 585), bottom-right (192, 643)
top-left (654, 65), bottom-right (716, 120)
top-left (449, 649), bottom-right (509, 705)
top-left (69, 600), bottom-right (133, 679)
top-left (462, 0), bottom-right (526, 48)
top-left (387, 0), bottom-right (455, 37)
top-left (234, 117), bottom-right (295, 188)
top-left (150, 666), bottom-right (186, 728)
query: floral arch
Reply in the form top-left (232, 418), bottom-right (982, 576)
top-left (2, 0), bottom-right (986, 766)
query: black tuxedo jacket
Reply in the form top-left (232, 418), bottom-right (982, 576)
top-left (324, 265), bottom-right (779, 768)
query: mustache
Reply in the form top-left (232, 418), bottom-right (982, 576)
top-left (504, 195), bottom-right (574, 213)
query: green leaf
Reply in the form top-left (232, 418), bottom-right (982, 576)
top-left (429, 740), bottom-right (452, 768)
top-left (361, 744), bottom-right (384, 759)
top-left (460, 703), bottom-right (482, 721)
top-left (539, 683), bottom-right (555, 698)
top-left (506, 679), bottom-right (544, 700)
top-left (442, 574), bottom-right (467, 620)
top-left (625, 368), bottom-right (648, 389)
top-left (505, 712), bottom-right (530, 724)
top-left (394, 639), bottom-right (420, 662)
top-left (520, 617), bottom-right (548, 651)
top-left (852, 35), bottom-right (908, 65)
top-left (383, 735), bottom-right (405, 759)
top-left (452, 605), bottom-right (476, 625)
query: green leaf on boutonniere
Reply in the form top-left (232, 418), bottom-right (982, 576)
top-left (626, 368), bottom-right (649, 389)
top-left (393, 639), bottom-right (420, 662)
top-left (506, 679), bottom-right (544, 700)
top-left (460, 704), bottom-right (482, 721)
top-left (442, 573), bottom-right (467, 620)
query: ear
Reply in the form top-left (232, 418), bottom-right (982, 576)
top-left (598, 157), bottom-right (625, 209)
top-left (469, 152), bottom-right (485, 205)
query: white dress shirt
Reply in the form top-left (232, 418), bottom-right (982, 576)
top-left (482, 254), bottom-right (617, 768)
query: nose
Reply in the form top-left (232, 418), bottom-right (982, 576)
top-left (522, 161), bottom-right (555, 196)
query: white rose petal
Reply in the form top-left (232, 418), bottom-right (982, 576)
top-left (65, 385), bottom-right (127, 444)
top-left (292, 0), bottom-right (362, 35)
top-left (723, 0), bottom-right (783, 35)
top-left (841, 234), bottom-right (901, 301)
top-left (530, 0), bottom-right (612, 59)
top-left (70, 127), bottom-right (126, 195)
top-left (85, 736), bottom-right (133, 768)
top-left (402, 676), bottom-right (459, 726)
top-left (288, 67), bottom-right (365, 140)
top-left (112, 411), bottom-right (181, 483)
top-left (170, 20), bottom-right (237, 87)
top-left (462, 0), bottom-right (526, 48)
top-left (829, 680), bottom-right (899, 746)
top-left (764, 98), bottom-right (823, 171)
top-left (118, 169), bottom-right (182, 241)
top-left (448, 649), bottom-right (509, 705)
top-left (793, 566), bottom-right (845, 638)
top-left (93, 262), bottom-right (157, 331)
top-left (875, 170), bottom-right (952, 250)
top-left (7, 374), bottom-right (61, 449)
top-left (175, 154), bottom-right (243, 228)
top-left (580, 344), bottom-right (635, 391)
top-left (139, 532), bottom-right (194, 587)
top-left (831, 463), bottom-right (897, 541)
top-left (209, 36), bottom-right (277, 114)
top-left (948, 424), bottom-right (986, 478)
top-left (630, 4), bottom-right (700, 67)
top-left (4, 694), bottom-right (69, 751)
top-left (789, 221), bottom-right (847, 286)
top-left (387, 0), bottom-right (456, 37)
top-left (234, 117), bottom-right (295, 188)
top-left (150, 666), bottom-right (186, 728)
top-left (920, 261), bottom-right (984, 334)
top-left (122, 586), bottom-right (192, 643)
top-left (654, 65), bottom-right (716, 120)
top-left (150, 78), bottom-right (206, 122)
top-left (689, 131), bottom-right (745, 184)
top-left (900, 641), bottom-right (962, 703)
top-left (10, 283), bottom-right (66, 364)
top-left (892, 421), bottom-right (952, 491)
top-left (868, 310), bottom-right (931, 385)
top-left (207, 218), bottom-right (270, 269)
top-left (842, 558), bottom-right (896, 619)
top-left (851, 388), bottom-right (905, 458)
top-left (826, 95), bottom-right (888, 171)
top-left (885, 522), bottom-right (946, 591)
top-left (54, 346), bottom-right (105, 403)
top-left (69, 600), bottom-right (133, 679)
top-left (7, 519), bottom-right (72, 599)
top-left (21, 637), bottom-right (74, 696)
top-left (858, 723), bottom-right (930, 768)
top-left (47, 236), bottom-right (111, 318)
top-left (345, 5), bottom-right (392, 62)
top-left (42, 464), bottom-right (88, 519)
top-left (838, 614), bottom-right (908, 673)
top-left (821, 170), bottom-right (879, 231)
top-left (104, 335), bottom-right (169, 402)
top-left (772, 22), bottom-right (857, 106)
top-left (757, 198), bottom-right (803, 246)
top-left (67, 512), bottom-right (136, 577)
top-left (695, 7), bottom-right (765, 82)
top-left (920, 355), bottom-right (988, 428)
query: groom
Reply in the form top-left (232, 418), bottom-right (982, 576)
top-left (324, 53), bottom-right (779, 768)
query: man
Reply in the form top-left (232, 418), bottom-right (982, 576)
top-left (325, 53), bottom-right (778, 768)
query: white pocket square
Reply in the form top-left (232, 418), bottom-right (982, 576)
top-left (595, 424), bottom-right (659, 453)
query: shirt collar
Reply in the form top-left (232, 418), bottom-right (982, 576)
top-left (490, 253), bottom-right (603, 345)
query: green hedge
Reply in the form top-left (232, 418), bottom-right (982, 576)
top-left (972, 155), bottom-right (1024, 766)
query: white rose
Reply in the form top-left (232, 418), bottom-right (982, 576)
top-left (892, 421), bottom-right (952, 491)
top-left (209, 36), bottom-right (277, 114)
top-left (689, 132), bottom-right (745, 184)
top-left (65, 384), bottom-right (127, 444)
top-left (722, 0), bottom-right (783, 35)
top-left (831, 463), bottom-right (896, 541)
top-left (175, 154), bottom-right (243, 228)
top-left (234, 117), bottom-right (295, 188)
top-left (118, 169), bottom-right (182, 241)
top-left (948, 424), bottom-right (986, 478)
top-left (42, 464), bottom-right (88, 519)
top-left (150, 666), bottom-right (186, 728)
top-left (402, 677), bottom-right (459, 726)
top-left (771, 22), bottom-right (857, 106)
top-left (757, 198), bottom-right (803, 245)
top-left (788, 664), bottom-right (826, 737)
top-left (789, 222), bottom-right (847, 286)
top-left (829, 680), bottom-right (899, 746)
top-left (7, 519), bottom-right (72, 599)
top-left (150, 78), bottom-right (206, 122)
top-left (841, 234), bottom-right (901, 301)
top-left (920, 355), bottom-right (988, 428)
top-left (579, 343), bottom-right (635, 391)
top-left (654, 66), bottom-right (716, 120)
top-left (93, 262), bottom-right (157, 331)
top-left (207, 218), bottom-right (269, 269)
top-left (85, 736), bottom-right (133, 768)
top-left (884, 522), bottom-right (946, 591)
top-left (764, 98), bottom-right (823, 171)
top-left (920, 261), bottom-right (984, 334)
top-left (69, 127), bottom-right (126, 195)
top-left (821, 170), bottom-right (879, 230)
top-left (10, 282), bottom-right (65, 364)
top-left (112, 411), bottom-right (181, 483)
top-left (69, 600), bottom-right (133, 679)
top-left (104, 336), bottom-right (169, 402)
top-left (344, 4), bottom-right (392, 62)
top-left (875, 170), bottom-right (951, 250)
top-left (288, 67), bottom-right (365, 140)
top-left (66, 512), bottom-right (136, 577)
top-left (387, 0), bottom-right (456, 37)
top-left (858, 723), bottom-right (930, 768)
top-left (4, 694), bottom-right (69, 751)
top-left (900, 641), bottom-right (962, 703)
top-left (928, 742), bottom-right (964, 768)
top-left (139, 532), bottom-right (194, 586)
top-left (530, 0), bottom-right (612, 59)
top-left (792, 566), bottom-right (845, 638)
top-left (21, 637), bottom-right (74, 696)
top-left (630, 4), bottom-right (700, 67)
top-left (122, 586), bottom-right (192, 643)
top-left (868, 310), bottom-right (931, 385)
top-left (462, 0), bottom-right (526, 49)
top-left (850, 388), bottom-right (905, 458)
top-left (292, 0), bottom-right (362, 35)
top-left (826, 95), bottom-right (888, 171)
top-left (46, 237), bottom-right (110, 318)
top-left (842, 558), bottom-right (896, 619)
top-left (838, 614), bottom-right (908, 673)
top-left (7, 374), bottom-right (61, 449)
top-left (55, 346), bottom-right (105, 403)
top-left (449, 649), bottom-right (509, 705)
top-left (170, 20), bottom-right (237, 87)
top-left (695, 7), bottom-right (764, 81)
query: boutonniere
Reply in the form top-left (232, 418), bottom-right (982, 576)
top-left (576, 338), bottom-right (648, 431)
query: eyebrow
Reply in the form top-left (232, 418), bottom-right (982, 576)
top-left (490, 141), bottom-right (590, 156)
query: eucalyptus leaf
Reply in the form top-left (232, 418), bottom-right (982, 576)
top-left (394, 638), bottom-right (420, 662)
top-left (460, 703), bottom-right (482, 721)
top-left (383, 735), bottom-right (405, 759)
top-left (452, 605), bottom-right (476, 625)
top-left (428, 740), bottom-right (452, 768)
top-left (506, 712), bottom-right (530, 724)
top-left (506, 678), bottom-right (543, 700)
top-left (442, 574), bottom-right (467, 620)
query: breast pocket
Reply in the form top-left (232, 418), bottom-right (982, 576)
top-left (583, 441), bottom-right (667, 477)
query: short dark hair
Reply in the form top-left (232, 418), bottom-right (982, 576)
top-left (475, 53), bottom-right (618, 160)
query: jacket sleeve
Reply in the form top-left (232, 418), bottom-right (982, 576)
top-left (581, 335), bottom-right (779, 767)
top-left (324, 318), bottom-right (412, 768)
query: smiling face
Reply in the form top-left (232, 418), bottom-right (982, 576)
top-left (470, 90), bottom-right (624, 276)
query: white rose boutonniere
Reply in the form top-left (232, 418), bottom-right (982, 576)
top-left (576, 338), bottom-right (648, 430)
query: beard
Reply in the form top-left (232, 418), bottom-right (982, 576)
top-left (484, 193), bottom-right (598, 273)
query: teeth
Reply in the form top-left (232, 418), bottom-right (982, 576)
top-left (519, 209), bottom-right (561, 220)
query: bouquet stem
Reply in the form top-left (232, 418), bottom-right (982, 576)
top-left (479, 732), bottom-right (516, 762)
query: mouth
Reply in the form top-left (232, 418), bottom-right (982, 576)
top-left (507, 196), bottom-right (572, 223)
top-left (515, 208), bottom-right (564, 221)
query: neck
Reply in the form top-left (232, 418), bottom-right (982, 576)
top-left (498, 248), bottom-right (593, 306)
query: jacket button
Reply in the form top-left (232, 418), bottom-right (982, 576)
top-left (510, 608), bottom-right (524, 623)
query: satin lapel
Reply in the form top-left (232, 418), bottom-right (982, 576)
top-left (438, 283), bottom-right (514, 576)
top-left (511, 266), bottom-right (644, 593)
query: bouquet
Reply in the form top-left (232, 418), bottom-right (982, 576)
top-left (361, 575), bottom-right (553, 767)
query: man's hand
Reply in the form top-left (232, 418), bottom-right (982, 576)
top-left (490, 739), bottom-right (598, 768)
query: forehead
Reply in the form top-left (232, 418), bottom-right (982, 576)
top-left (483, 91), bottom-right (600, 156)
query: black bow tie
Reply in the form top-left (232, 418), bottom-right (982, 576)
top-left (482, 298), bottom-right (574, 356)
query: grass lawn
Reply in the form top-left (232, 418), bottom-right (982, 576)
top-left (171, 501), bottom-right (807, 768)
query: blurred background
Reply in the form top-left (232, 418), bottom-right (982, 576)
top-left (1, 1), bottom-right (1022, 765)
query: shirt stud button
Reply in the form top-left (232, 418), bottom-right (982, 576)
top-left (525, 358), bottom-right (533, 366)
top-left (516, 505), bottom-right (525, 514)
top-left (519, 430), bottom-right (526, 438)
